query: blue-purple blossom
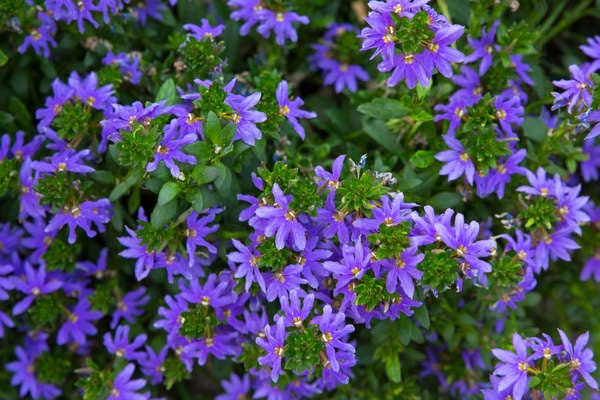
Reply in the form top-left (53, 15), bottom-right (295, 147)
top-left (256, 316), bottom-right (287, 382)
top-left (45, 198), bottom-right (112, 244)
top-left (104, 325), bottom-right (148, 361)
top-left (108, 363), bottom-right (150, 400)
top-left (146, 120), bottom-right (197, 179)
top-left (558, 329), bottom-right (598, 390)
top-left (184, 19), bottom-right (225, 41)
top-left (311, 304), bottom-right (355, 372)
top-left (224, 80), bottom-right (267, 145)
top-left (490, 333), bottom-right (532, 400)
top-left (102, 51), bottom-right (142, 84)
top-left (57, 298), bottom-right (102, 345)
top-left (276, 80), bottom-right (316, 139)
top-left (13, 263), bottom-right (62, 315)
top-left (435, 212), bottom-right (495, 286)
top-left (254, 183), bottom-right (307, 250)
top-left (6, 346), bottom-right (61, 399)
top-left (111, 287), bottom-right (150, 329)
top-left (464, 21), bottom-right (500, 75)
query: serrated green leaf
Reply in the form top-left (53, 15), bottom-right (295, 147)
top-left (156, 78), bottom-right (177, 105)
top-left (157, 181), bottom-right (180, 206)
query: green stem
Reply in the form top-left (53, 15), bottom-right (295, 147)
top-left (537, 0), bottom-right (593, 47)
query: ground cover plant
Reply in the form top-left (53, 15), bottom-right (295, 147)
top-left (2, 0), bottom-right (600, 398)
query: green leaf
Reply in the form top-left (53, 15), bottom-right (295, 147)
top-left (409, 150), bottom-right (435, 168)
top-left (205, 111), bottom-right (221, 144)
top-left (192, 165), bottom-right (220, 184)
top-left (385, 355), bottom-right (402, 383)
top-left (430, 192), bottom-right (461, 209)
top-left (156, 78), bottom-right (177, 105)
top-left (157, 181), bottom-right (180, 206)
top-left (523, 117), bottom-right (548, 142)
top-left (109, 169), bottom-right (144, 201)
top-left (357, 98), bottom-right (407, 120)
top-left (151, 200), bottom-right (178, 229)
top-left (191, 190), bottom-right (204, 212)
top-left (90, 170), bottom-right (115, 184)
top-left (362, 119), bottom-right (403, 154)
top-left (413, 306), bottom-right (430, 329)
top-left (9, 96), bottom-right (32, 131)
top-left (0, 49), bottom-right (7, 67)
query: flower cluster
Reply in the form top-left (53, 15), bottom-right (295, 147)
top-left (228, 0), bottom-right (309, 46)
top-left (486, 331), bottom-right (598, 400)
top-left (311, 23), bottom-right (370, 93)
top-left (360, 0), bottom-right (464, 88)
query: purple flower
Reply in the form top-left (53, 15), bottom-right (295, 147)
top-left (228, 239), bottom-right (266, 293)
top-left (581, 35), bottom-right (600, 59)
top-left (494, 94), bottom-right (524, 136)
top-left (558, 329), bottom-right (598, 390)
top-left (68, 71), bottom-right (115, 111)
top-left (435, 212), bottom-right (495, 285)
top-left (552, 64), bottom-right (594, 114)
top-left (118, 218), bottom-right (163, 281)
top-left (315, 154), bottom-right (345, 191)
top-left (224, 81), bottom-right (267, 145)
top-left (382, 246), bottom-right (424, 297)
top-left (279, 290), bottom-right (314, 328)
top-left (311, 305), bottom-right (355, 372)
top-left (6, 346), bottom-right (61, 399)
top-left (464, 21), bottom-right (500, 75)
top-left (353, 193), bottom-right (416, 232)
top-left (57, 298), bottom-right (102, 345)
top-left (185, 208), bottom-right (221, 267)
top-left (18, 13), bottom-right (57, 57)
top-left (434, 94), bottom-right (478, 136)
top-left (256, 316), bottom-right (287, 382)
top-left (45, 198), bottom-right (112, 244)
top-left (216, 373), bottom-right (251, 400)
top-left (276, 80), bottom-right (316, 139)
top-left (184, 19), bottom-right (225, 41)
top-left (581, 251), bottom-right (600, 281)
top-left (146, 120), bottom-right (197, 179)
top-left (139, 345), bottom-right (168, 384)
top-left (422, 24), bottom-right (465, 78)
top-left (255, 9), bottom-right (309, 46)
top-left (254, 183), bottom-right (307, 250)
top-left (435, 135), bottom-right (475, 184)
top-left (111, 287), bottom-right (150, 329)
top-left (101, 101), bottom-right (172, 147)
top-left (264, 264), bottom-right (307, 302)
top-left (13, 263), bottom-right (62, 315)
top-left (102, 51), bottom-right (142, 84)
top-left (104, 325), bottom-right (147, 361)
top-left (31, 148), bottom-right (95, 175)
top-left (228, 0), bottom-right (262, 35)
top-left (108, 363), bottom-right (149, 400)
top-left (490, 333), bottom-right (532, 400)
